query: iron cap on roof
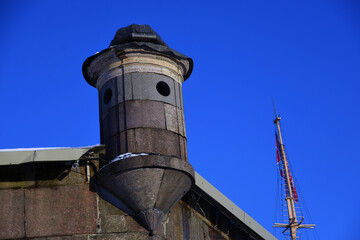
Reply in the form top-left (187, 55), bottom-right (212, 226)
top-left (109, 24), bottom-right (168, 47)
top-left (82, 24), bottom-right (193, 87)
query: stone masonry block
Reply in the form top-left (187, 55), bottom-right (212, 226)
top-left (34, 165), bottom-right (86, 187)
top-left (189, 211), bottom-right (206, 240)
top-left (100, 215), bottom-right (127, 233)
top-left (30, 235), bottom-right (88, 240)
top-left (0, 189), bottom-right (25, 239)
top-left (115, 73), bottom-right (133, 103)
top-left (89, 232), bottom-right (164, 240)
top-left (104, 131), bottom-right (128, 160)
top-left (104, 133), bottom-right (121, 161)
top-left (0, 163), bottom-right (85, 190)
top-left (164, 103), bottom-right (179, 134)
top-left (125, 215), bottom-right (147, 233)
top-left (100, 74), bottom-right (133, 120)
top-left (125, 100), bottom-right (166, 130)
top-left (179, 135), bottom-right (188, 161)
top-left (181, 204), bottom-right (191, 240)
top-left (163, 202), bottom-right (184, 240)
top-left (203, 224), bottom-right (211, 240)
top-left (178, 83), bottom-right (184, 109)
top-left (101, 104), bottom-right (125, 141)
top-left (100, 77), bottom-right (117, 117)
top-left (0, 178), bottom-right (35, 189)
top-left (181, 204), bottom-right (207, 240)
top-left (102, 100), bottom-right (167, 141)
top-left (132, 72), bottom-right (176, 107)
top-left (99, 197), bottom-right (127, 216)
top-left (123, 128), bottom-right (180, 157)
top-left (177, 107), bottom-right (186, 137)
top-left (104, 114), bottom-right (182, 159)
top-left (123, 215), bottom-right (166, 238)
top-left (174, 82), bottom-right (181, 109)
top-left (25, 185), bottom-right (97, 237)
top-left (100, 105), bottom-right (117, 141)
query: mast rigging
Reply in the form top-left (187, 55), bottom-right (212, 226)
top-left (272, 114), bottom-right (315, 240)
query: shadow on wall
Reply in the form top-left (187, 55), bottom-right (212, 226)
top-left (0, 161), bottom-right (80, 183)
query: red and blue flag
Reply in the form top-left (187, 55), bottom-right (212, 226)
top-left (275, 131), bottom-right (299, 202)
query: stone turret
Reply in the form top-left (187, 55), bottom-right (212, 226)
top-left (82, 24), bottom-right (194, 234)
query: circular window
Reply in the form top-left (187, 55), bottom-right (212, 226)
top-left (103, 88), bottom-right (112, 104)
top-left (156, 81), bottom-right (170, 97)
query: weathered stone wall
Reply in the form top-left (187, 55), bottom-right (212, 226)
top-left (0, 162), bottom-right (228, 240)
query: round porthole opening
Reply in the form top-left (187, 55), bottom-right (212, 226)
top-left (103, 88), bottom-right (112, 104)
top-left (156, 81), bottom-right (170, 97)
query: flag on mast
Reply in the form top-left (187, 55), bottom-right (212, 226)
top-left (275, 131), bottom-right (299, 202)
top-left (275, 132), bottom-right (285, 178)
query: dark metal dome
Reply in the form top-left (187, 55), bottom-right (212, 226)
top-left (83, 24), bottom-right (193, 87)
top-left (109, 24), bottom-right (168, 47)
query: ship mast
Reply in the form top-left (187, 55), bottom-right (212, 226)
top-left (272, 114), bottom-right (315, 240)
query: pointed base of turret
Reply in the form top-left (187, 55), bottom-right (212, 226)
top-left (90, 155), bottom-right (195, 234)
top-left (136, 209), bottom-right (165, 235)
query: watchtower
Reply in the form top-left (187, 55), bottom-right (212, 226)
top-left (82, 24), bottom-right (195, 234)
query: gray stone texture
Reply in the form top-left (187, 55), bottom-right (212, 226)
top-left (115, 73), bottom-right (134, 103)
top-left (154, 170), bottom-right (192, 214)
top-left (174, 82), bottom-right (182, 109)
top-left (203, 224), bottom-right (211, 240)
top-left (94, 155), bottom-right (194, 234)
top-left (163, 203), bottom-right (184, 240)
top-left (0, 182), bottom-right (228, 240)
top-left (107, 168), bottom-right (165, 213)
top-left (101, 101), bottom-right (185, 141)
top-left (132, 72), bottom-right (176, 107)
top-left (125, 100), bottom-right (166, 130)
top-left (0, 179), bottom-right (35, 190)
top-left (0, 189), bottom-right (25, 239)
top-left (104, 132), bottom-right (122, 160)
top-left (181, 203), bottom-right (222, 240)
top-left (124, 215), bottom-right (165, 238)
top-left (164, 103), bottom-right (179, 133)
top-left (100, 215), bottom-right (127, 233)
top-left (136, 209), bottom-right (165, 232)
top-left (34, 165), bottom-right (86, 187)
top-left (99, 197), bottom-right (127, 216)
top-left (25, 185), bottom-right (97, 237)
top-left (89, 232), bottom-right (164, 240)
top-left (99, 73), bottom-right (184, 111)
top-left (99, 75), bottom-right (133, 118)
top-left (181, 203), bottom-right (191, 240)
top-left (113, 128), bottom-right (181, 157)
top-left (96, 155), bottom-right (194, 182)
top-left (188, 210), bottom-right (206, 240)
top-left (100, 104), bottom-right (122, 139)
top-left (30, 235), bottom-right (88, 240)
top-left (179, 136), bottom-right (188, 161)
top-left (177, 107), bottom-right (186, 137)
top-left (100, 77), bottom-right (118, 117)
top-left (179, 83), bottom-right (184, 109)
top-left (125, 215), bottom-right (147, 233)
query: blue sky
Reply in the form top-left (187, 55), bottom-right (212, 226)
top-left (1, 0), bottom-right (359, 239)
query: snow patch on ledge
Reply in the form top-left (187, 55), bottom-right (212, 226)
top-left (109, 152), bottom-right (150, 164)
